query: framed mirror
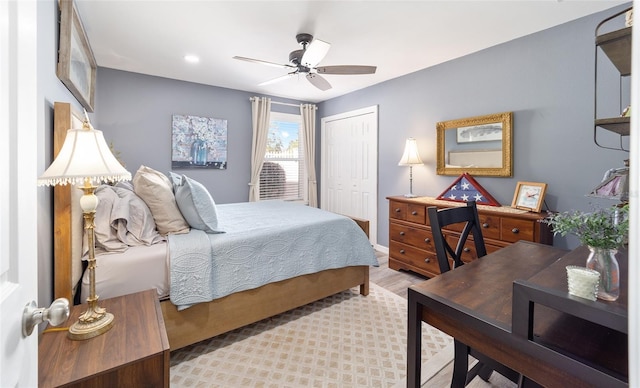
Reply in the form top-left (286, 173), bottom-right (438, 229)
top-left (436, 112), bottom-right (513, 177)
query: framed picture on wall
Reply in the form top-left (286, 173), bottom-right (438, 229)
top-left (171, 114), bottom-right (228, 169)
top-left (511, 181), bottom-right (548, 213)
top-left (456, 122), bottom-right (503, 143)
top-left (57, 0), bottom-right (97, 112)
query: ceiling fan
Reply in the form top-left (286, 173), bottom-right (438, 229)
top-left (233, 33), bottom-right (376, 91)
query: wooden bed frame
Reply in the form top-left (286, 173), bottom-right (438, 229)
top-left (52, 102), bottom-right (371, 350)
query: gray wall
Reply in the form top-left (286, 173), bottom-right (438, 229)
top-left (319, 4), bottom-right (630, 250)
top-left (37, 0), bottom-right (89, 306)
top-left (94, 69), bottom-right (302, 204)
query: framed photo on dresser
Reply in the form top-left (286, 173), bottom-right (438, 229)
top-left (511, 181), bottom-right (547, 213)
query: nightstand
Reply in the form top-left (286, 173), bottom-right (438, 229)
top-left (39, 289), bottom-right (170, 388)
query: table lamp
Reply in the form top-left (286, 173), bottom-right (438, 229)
top-left (398, 138), bottom-right (423, 198)
top-left (38, 112), bottom-right (131, 340)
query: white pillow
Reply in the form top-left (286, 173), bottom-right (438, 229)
top-left (132, 165), bottom-right (190, 236)
top-left (170, 172), bottom-right (224, 234)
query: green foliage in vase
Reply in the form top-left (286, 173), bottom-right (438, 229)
top-left (545, 204), bottom-right (629, 249)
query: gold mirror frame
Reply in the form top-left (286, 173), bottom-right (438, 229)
top-left (436, 112), bottom-right (513, 177)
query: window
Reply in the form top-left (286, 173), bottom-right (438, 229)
top-left (260, 112), bottom-right (307, 202)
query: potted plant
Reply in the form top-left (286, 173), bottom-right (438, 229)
top-left (545, 204), bottom-right (629, 301)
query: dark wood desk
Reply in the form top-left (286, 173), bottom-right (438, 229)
top-left (407, 241), bottom-right (628, 388)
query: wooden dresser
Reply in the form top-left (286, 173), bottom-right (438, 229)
top-left (39, 289), bottom-right (170, 388)
top-left (387, 196), bottom-right (553, 278)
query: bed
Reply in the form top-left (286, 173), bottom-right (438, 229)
top-left (52, 102), bottom-right (377, 350)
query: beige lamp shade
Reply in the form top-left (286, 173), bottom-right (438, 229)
top-left (398, 138), bottom-right (423, 166)
top-left (38, 124), bottom-right (130, 186)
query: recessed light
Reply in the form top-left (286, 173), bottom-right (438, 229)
top-left (184, 55), bottom-right (200, 63)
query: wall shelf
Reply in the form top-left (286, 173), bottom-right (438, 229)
top-left (596, 26), bottom-right (632, 76)
top-left (595, 117), bottom-right (630, 135)
top-left (594, 8), bottom-right (632, 149)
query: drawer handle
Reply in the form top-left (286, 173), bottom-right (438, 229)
top-left (424, 258), bottom-right (431, 263)
top-left (399, 231), bottom-right (405, 236)
top-left (411, 211), bottom-right (418, 215)
top-left (395, 208), bottom-right (401, 213)
top-left (482, 223), bottom-right (489, 228)
top-left (512, 228), bottom-right (520, 234)
top-left (424, 237), bottom-right (430, 243)
top-left (400, 249), bottom-right (405, 254)
top-left (463, 247), bottom-right (471, 253)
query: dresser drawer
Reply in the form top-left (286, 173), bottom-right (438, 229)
top-left (406, 204), bottom-right (426, 224)
top-left (389, 223), bottom-right (435, 250)
top-left (478, 214), bottom-right (500, 240)
top-left (446, 236), bottom-right (482, 263)
top-left (501, 218), bottom-right (535, 243)
top-left (441, 214), bottom-right (500, 240)
top-left (390, 201), bottom-right (408, 221)
top-left (389, 241), bottom-right (440, 275)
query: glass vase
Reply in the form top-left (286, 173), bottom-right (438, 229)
top-left (191, 139), bottom-right (208, 166)
top-left (586, 246), bottom-right (619, 301)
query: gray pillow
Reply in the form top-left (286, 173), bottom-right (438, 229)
top-left (170, 173), bottom-right (224, 234)
top-left (93, 185), bottom-right (165, 254)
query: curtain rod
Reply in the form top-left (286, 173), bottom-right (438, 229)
top-left (249, 97), bottom-right (316, 109)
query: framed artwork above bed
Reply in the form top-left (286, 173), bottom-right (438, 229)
top-left (171, 114), bottom-right (228, 169)
top-left (57, 0), bottom-right (97, 112)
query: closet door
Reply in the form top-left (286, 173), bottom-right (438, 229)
top-left (321, 106), bottom-right (378, 245)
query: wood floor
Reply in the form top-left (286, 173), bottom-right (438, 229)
top-left (370, 250), bottom-right (516, 388)
top-left (370, 250), bottom-right (427, 299)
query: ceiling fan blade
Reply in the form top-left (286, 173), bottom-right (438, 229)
top-left (233, 56), bottom-right (295, 70)
top-left (306, 73), bottom-right (332, 91)
top-left (316, 65), bottom-right (377, 75)
top-left (301, 39), bottom-right (331, 68)
top-left (258, 73), bottom-right (294, 86)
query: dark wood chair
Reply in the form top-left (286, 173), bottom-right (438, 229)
top-left (427, 201), bottom-right (522, 387)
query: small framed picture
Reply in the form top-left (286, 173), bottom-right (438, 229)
top-left (511, 181), bottom-right (548, 213)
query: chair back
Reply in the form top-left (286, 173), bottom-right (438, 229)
top-left (427, 201), bottom-right (487, 273)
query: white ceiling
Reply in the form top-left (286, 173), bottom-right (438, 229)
top-left (75, 0), bottom-right (626, 103)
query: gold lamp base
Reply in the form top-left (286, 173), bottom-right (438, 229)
top-left (67, 181), bottom-right (116, 341)
top-left (68, 306), bottom-right (114, 340)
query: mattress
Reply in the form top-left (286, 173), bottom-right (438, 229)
top-left (80, 242), bottom-right (169, 301)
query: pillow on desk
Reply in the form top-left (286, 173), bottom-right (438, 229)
top-left (170, 172), bottom-right (224, 234)
top-left (133, 165), bottom-right (189, 236)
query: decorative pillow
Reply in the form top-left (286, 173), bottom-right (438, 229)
top-left (170, 172), bottom-right (224, 234)
top-left (92, 185), bottom-right (165, 254)
top-left (132, 165), bottom-right (190, 236)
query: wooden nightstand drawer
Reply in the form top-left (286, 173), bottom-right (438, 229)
top-left (39, 289), bottom-right (169, 388)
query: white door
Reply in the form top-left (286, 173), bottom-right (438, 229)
top-left (0, 1), bottom-right (39, 386)
top-left (321, 106), bottom-right (378, 245)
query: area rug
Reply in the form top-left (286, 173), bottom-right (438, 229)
top-left (170, 283), bottom-right (453, 387)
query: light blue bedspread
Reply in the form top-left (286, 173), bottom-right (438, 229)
top-left (168, 201), bottom-right (378, 310)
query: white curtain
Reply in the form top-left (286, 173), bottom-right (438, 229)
top-left (249, 97), bottom-right (271, 201)
top-left (300, 103), bottom-right (318, 207)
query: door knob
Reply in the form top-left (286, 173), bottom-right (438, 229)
top-left (22, 298), bottom-right (70, 337)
